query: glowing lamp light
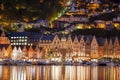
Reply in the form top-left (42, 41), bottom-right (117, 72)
top-left (66, 0), bottom-right (72, 6)
top-left (76, 24), bottom-right (83, 29)
top-left (23, 18), bottom-right (29, 22)
top-left (98, 23), bottom-right (105, 28)
top-left (114, 23), bottom-right (119, 28)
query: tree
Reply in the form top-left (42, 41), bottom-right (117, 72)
top-left (0, 0), bottom-right (69, 23)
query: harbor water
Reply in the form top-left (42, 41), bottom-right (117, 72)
top-left (0, 65), bottom-right (120, 80)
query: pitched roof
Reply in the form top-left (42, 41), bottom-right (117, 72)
top-left (0, 44), bottom-right (9, 49)
top-left (29, 32), bottom-right (43, 42)
top-left (9, 31), bottom-right (30, 36)
top-left (41, 34), bottom-right (54, 40)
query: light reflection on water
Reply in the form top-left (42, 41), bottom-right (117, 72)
top-left (0, 65), bottom-right (120, 80)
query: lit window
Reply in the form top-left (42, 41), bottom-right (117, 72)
top-left (11, 37), bottom-right (13, 39)
top-left (25, 43), bottom-right (27, 45)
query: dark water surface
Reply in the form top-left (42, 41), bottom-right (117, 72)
top-left (0, 65), bottom-right (120, 80)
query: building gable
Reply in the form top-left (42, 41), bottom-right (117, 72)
top-left (108, 39), bottom-right (113, 49)
top-left (80, 36), bottom-right (85, 45)
top-left (67, 35), bottom-right (72, 44)
top-left (114, 37), bottom-right (119, 47)
top-left (52, 35), bottom-right (61, 44)
top-left (91, 36), bottom-right (98, 47)
top-left (73, 36), bottom-right (79, 43)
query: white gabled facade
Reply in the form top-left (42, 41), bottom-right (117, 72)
top-left (17, 47), bottom-right (23, 59)
top-left (12, 46), bottom-right (18, 60)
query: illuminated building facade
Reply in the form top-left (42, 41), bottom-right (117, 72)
top-left (0, 31), bottom-right (10, 44)
top-left (9, 32), bottom-right (30, 46)
top-left (0, 31), bottom-right (120, 60)
top-left (0, 31), bottom-right (11, 58)
top-left (39, 34), bottom-right (120, 60)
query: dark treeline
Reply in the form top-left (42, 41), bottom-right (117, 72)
top-left (0, 0), bottom-right (67, 22)
top-left (71, 28), bottom-right (120, 38)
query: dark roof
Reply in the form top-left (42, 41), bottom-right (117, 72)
top-left (77, 35), bottom-right (81, 42)
top-left (9, 31), bottom-right (30, 37)
top-left (0, 44), bottom-right (9, 49)
top-left (71, 34), bottom-right (76, 42)
top-left (40, 34), bottom-right (55, 41)
top-left (57, 34), bottom-right (68, 41)
top-left (97, 37), bottom-right (105, 46)
top-left (29, 32), bottom-right (43, 42)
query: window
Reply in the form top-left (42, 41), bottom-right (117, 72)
top-left (19, 39), bottom-right (21, 41)
top-left (25, 43), bottom-right (27, 45)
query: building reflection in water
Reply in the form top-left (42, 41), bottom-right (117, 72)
top-left (0, 66), bottom-right (120, 80)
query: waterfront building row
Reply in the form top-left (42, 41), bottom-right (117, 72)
top-left (39, 34), bottom-right (120, 60)
top-left (1, 31), bottom-right (120, 61)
